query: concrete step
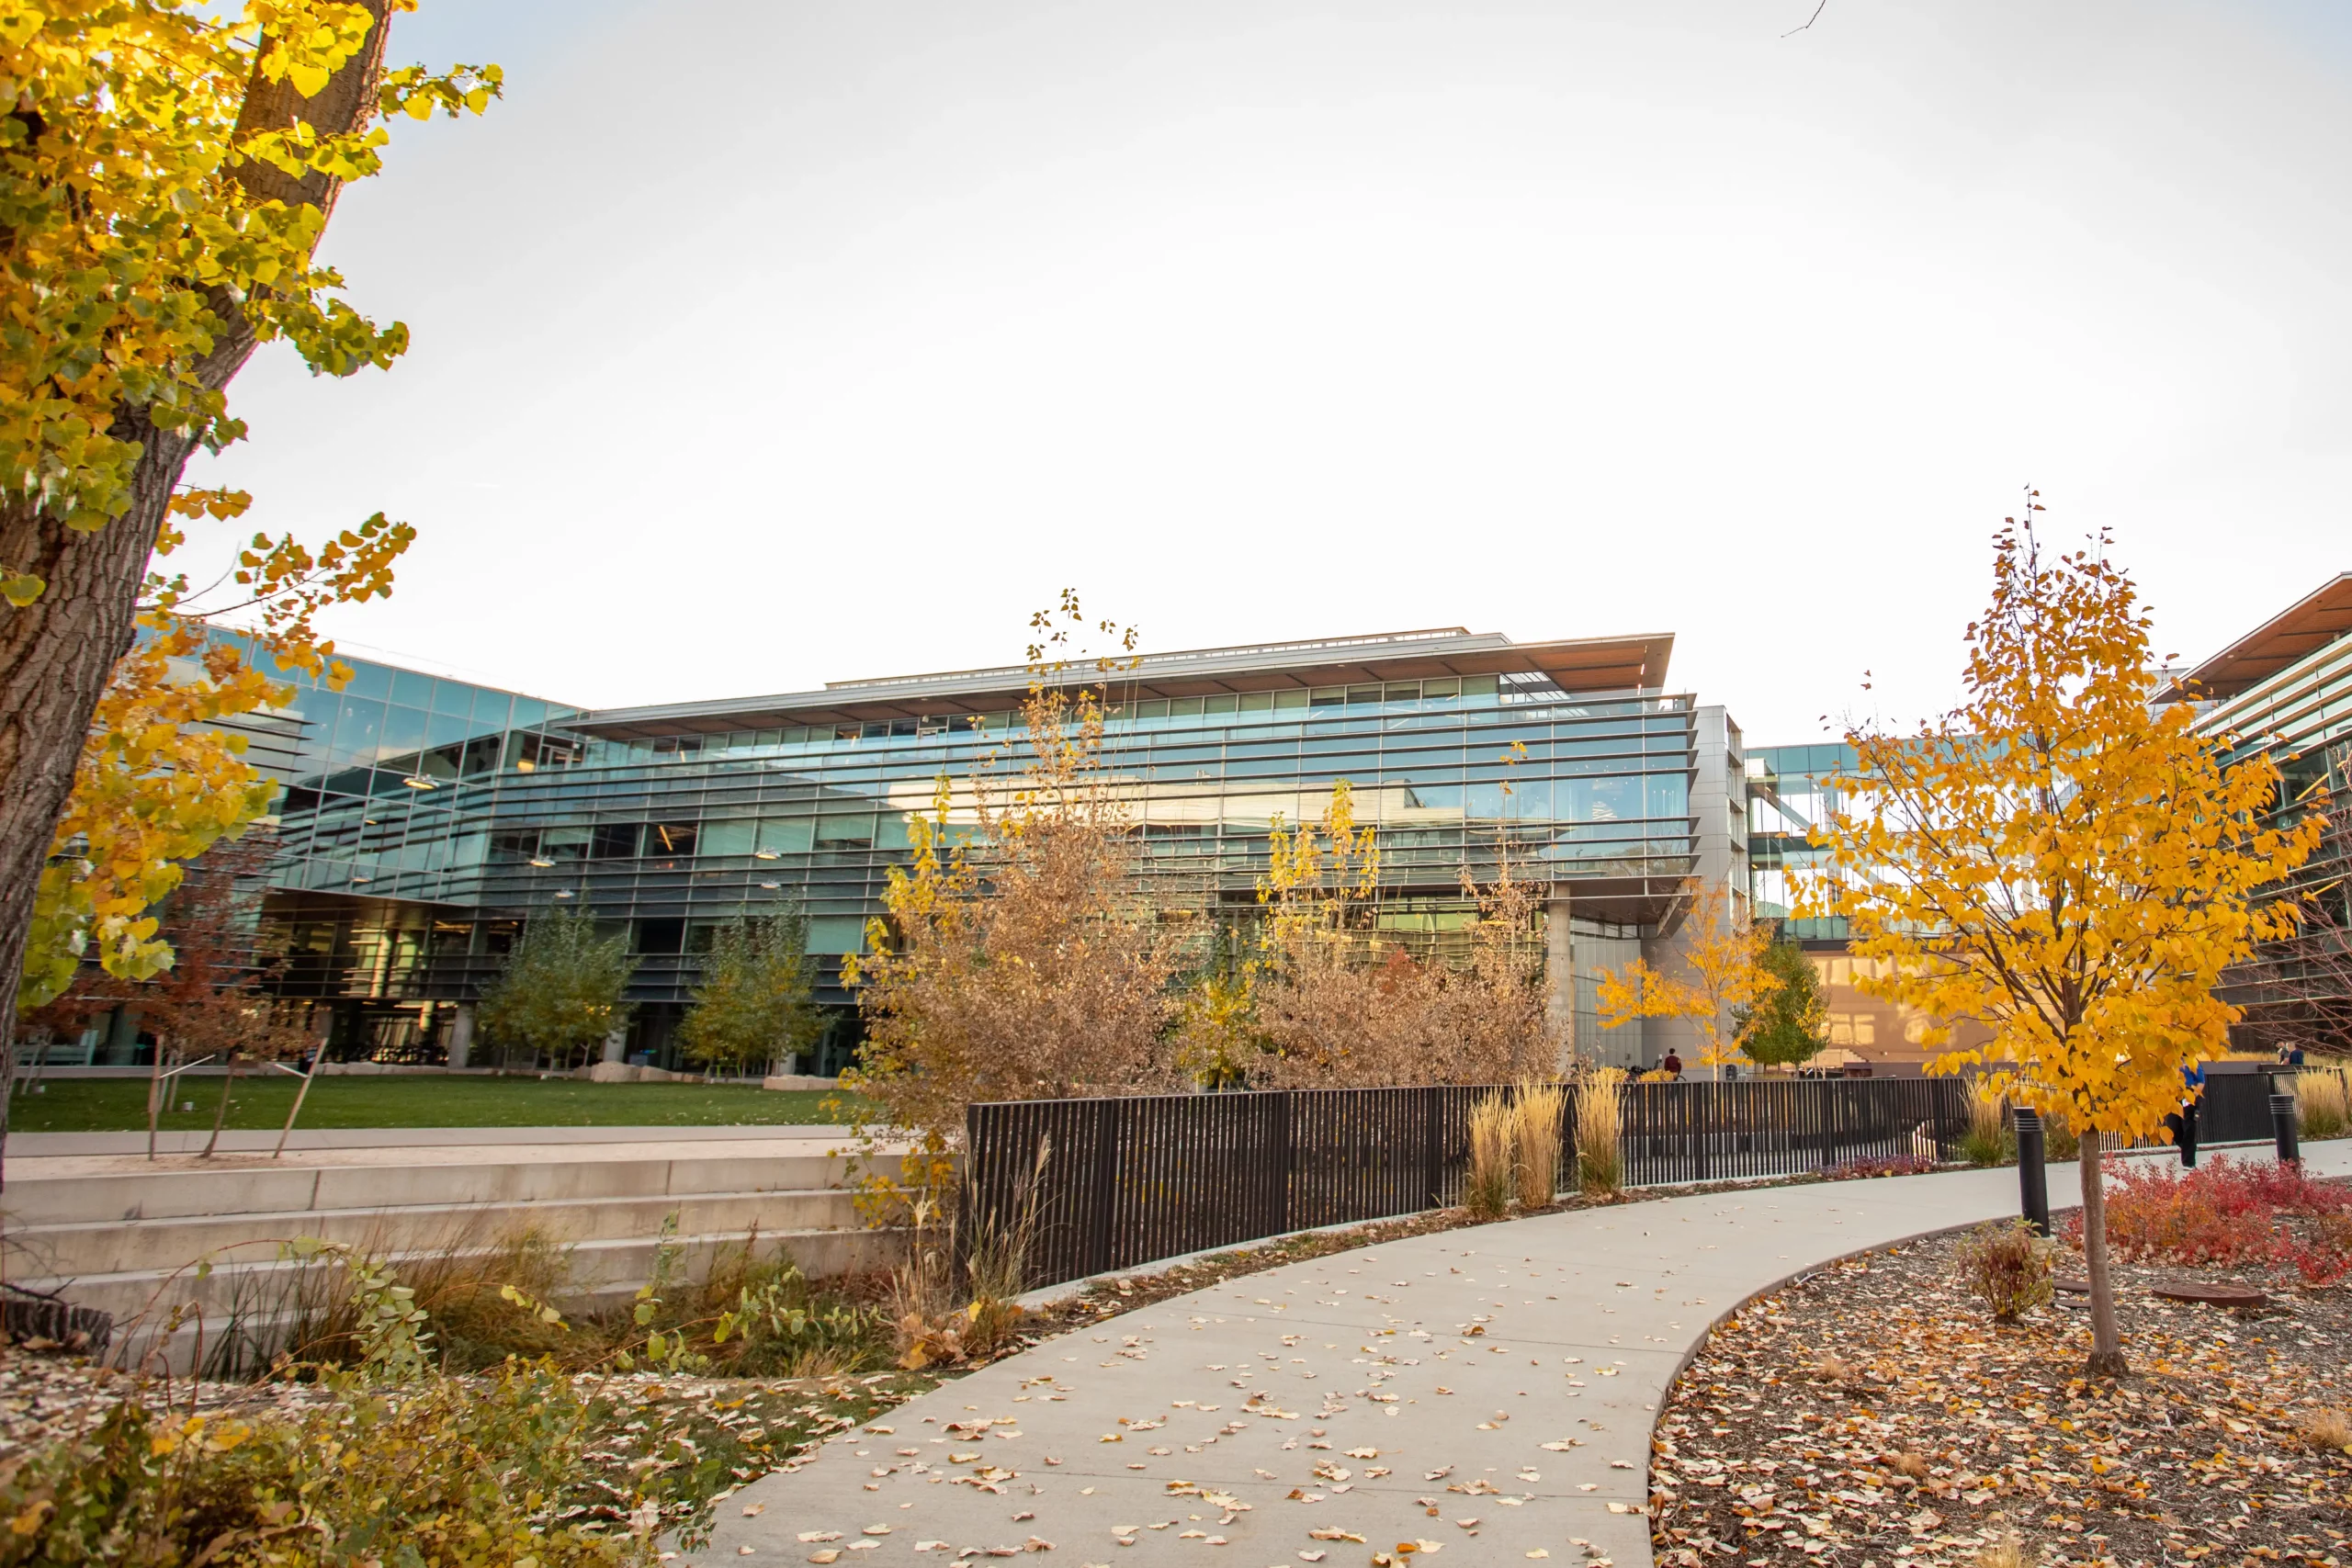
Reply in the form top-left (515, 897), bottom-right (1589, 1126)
top-left (2, 1186), bottom-right (865, 1280)
top-left (26, 1224), bottom-right (906, 1376)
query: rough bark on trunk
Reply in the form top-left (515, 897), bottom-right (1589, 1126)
top-left (2078, 1129), bottom-right (2130, 1377)
top-left (0, 3), bottom-right (395, 1184)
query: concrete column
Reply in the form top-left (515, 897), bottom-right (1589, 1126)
top-left (602, 1028), bottom-right (627, 1065)
top-left (1544, 891), bottom-right (1576, 1068)
top-left (446, 1004), bottom-right (475, 1069)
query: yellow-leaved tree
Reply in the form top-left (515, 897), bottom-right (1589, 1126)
top-left (1804, 503), bottom-right (2322, 1376)
top-left (1592, 881), bottom-right (1779, 1071)
top-left (0, 3), bottom-right (497, 1039)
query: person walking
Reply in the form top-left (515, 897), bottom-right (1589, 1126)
top-left (1662, 1049), bottom-right (1684, 1081)
top-left (2166, 1060), bottom-right (2206, 1168)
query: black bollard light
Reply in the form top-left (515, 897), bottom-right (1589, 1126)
top-left (2271, 1092), bottom-right (2302, 1167)
top-left (2014, 1107), bottom-right (2050, 1237)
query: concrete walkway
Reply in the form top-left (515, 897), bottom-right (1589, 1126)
top-left (697, 1142), bottom-right (2352, 1568)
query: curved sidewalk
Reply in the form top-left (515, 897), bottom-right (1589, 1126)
top-left (699, 1144), bottom-right (2352, 1567)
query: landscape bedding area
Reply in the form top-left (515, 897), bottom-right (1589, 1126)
top-left (1654, 1223), bottom-right (2352, 1568)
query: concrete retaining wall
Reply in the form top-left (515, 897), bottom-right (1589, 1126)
top-left (1, 1132), bottom-right (903, 1372)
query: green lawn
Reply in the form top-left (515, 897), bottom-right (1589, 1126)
top-left (6, 1074), bottom-right (860, 1134)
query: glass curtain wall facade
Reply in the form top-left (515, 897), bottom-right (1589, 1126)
top-left (238, 628), bottom-right (1711, 1067)
top-left (2183, 574), bottom-right (2352, 1047)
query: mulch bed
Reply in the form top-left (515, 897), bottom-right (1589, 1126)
top-left (1653, 1215), bottom-right (2352, 1568)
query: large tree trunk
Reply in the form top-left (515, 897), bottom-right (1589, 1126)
top-left (2078, 1130), bottom-right (2130, 1377)
top-left (0, 3), bottom-right (396, 1183)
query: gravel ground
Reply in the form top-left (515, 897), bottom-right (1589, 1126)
top-left (1653, 1219), bottom-right (2352, 1568)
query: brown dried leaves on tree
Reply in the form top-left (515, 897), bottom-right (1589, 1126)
top-left (1249, 782), bottom-right (1559, 1089)
top-left (842, 680), bottom-right (1189, 1174)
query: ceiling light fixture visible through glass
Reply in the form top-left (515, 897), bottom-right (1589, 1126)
top-left (759, 881), bottom-right (780, 889)
top-left (527, 856), bottom-right (554, 868)
top-left (402, 774), bottom-right (436, 790)
top-left (553, 889), bottom-right (574, 898)
top-left (752, 849), bottom-right (779, 861)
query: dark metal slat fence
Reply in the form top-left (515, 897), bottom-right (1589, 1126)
top-left (965, 1077), bottom-right (1974, 1292)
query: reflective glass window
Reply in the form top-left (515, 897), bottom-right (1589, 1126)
top-left (390, 668), bottom-right (435, 707)
top-left (646, 822), bottom-right (698, 857)
top-left (330, 697), bottom-right (387, 765)
top-left (382, 705), bottom-right (428, 757)
top-left (590, 823), bottom-right (639, 859)
top-left (758, 818), bottom-right (816, 855)
top-left (701, 818), bottom-right (754, 857)
top-left (544, 826), bottom-right (592, 862)
top-left (807, 916), bottom-right (865, 954)
top-left (1645, 773), bottom-right (1690, 821)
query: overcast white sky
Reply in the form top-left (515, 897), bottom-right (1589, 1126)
top-left (189, 0), bottom-right (2352, 742)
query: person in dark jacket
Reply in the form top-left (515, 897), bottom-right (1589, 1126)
top-left (1661, 1050), bottom-right (1683, 1080)
top-left (2166, 1061), bottom-right (2206, 1168)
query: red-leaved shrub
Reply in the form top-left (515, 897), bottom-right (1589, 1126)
top-left (2282, 1212), bottom-right (2352, 1288)
top-left (2075, 1156), bottom-right (2352, 1277)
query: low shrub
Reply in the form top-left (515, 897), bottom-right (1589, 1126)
top-left (2084, 1156), bottom-right (2352, 1279)
top-left (2092, 1159), bottom-right (2277, 1266)
top-left (1954, 1218), bottom-right (2056, 1322)
top-left (2280, 1211), bottom-right (2352, 1288)
top-left (0, 1252), bottom-right (699, 1567)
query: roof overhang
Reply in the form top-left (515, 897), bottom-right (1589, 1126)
top-left (2168, 573), bottom-right (2352, 702)
top-left (565, 628), bottom-right (1677, 740)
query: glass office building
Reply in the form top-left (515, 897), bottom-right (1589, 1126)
top-left (2176, 574), bottom-right (2352, 1046)
top-left (195, 626), bottom-right (1744, 1069)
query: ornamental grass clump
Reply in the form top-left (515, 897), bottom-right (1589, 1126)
top-left (1464, 1090), bottom-right (1516, 1220)
top-left (2297, 1067), bottom-right (2351, 1141)
top-left (1954, 1218), bottom-right (2056, 1322)
top-left (1512, 1080), bottom-right (1567, 1209)
top-left (1575, 1067), bottom-right (1627, 1195)
top-left (1958, 1077), bottom-right (2013, 1168)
